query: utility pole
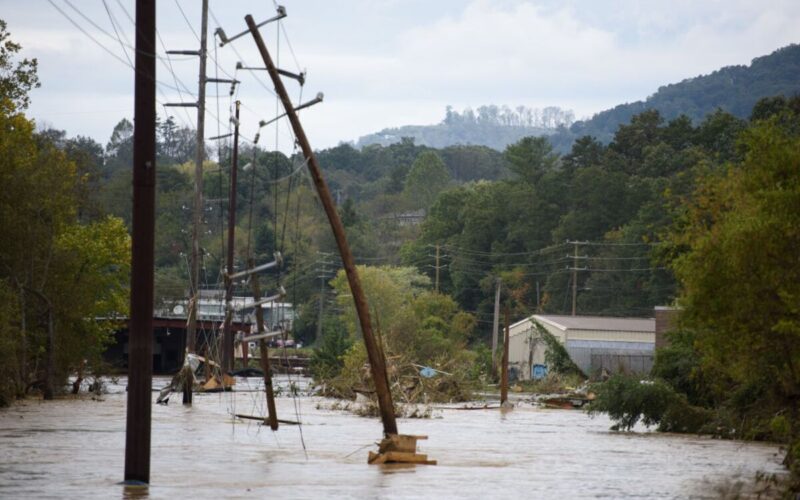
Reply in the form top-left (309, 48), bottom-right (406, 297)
top-left (221, 101), bottom-right (241, 375)
top-left (572, 241), bottom-right (578, 316)
top-left (125, 0), bottom-right (156, 484)
top-left (491, 277), bottom-right (502, 378)
top-left (176, 0), bottom-right (208, 406)
top-left (316, 252), bottom-right (332, 345)
top-left (246, 15), bottom-right (398, 436)
top-left (434, 244), bottom-right (440, 293)
top-left (249, 257), bottom-right (278, 431)
top-left (500, 306), bottom-right (510, 406)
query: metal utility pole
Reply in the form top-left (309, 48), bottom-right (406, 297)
top-left (249, 257), bottom-right (278, 431)
top-left (572, 241), bottom-right (578, 316)
top-left (491, 277), bottom-right (502, 377)
top-left (221, 101), bottom-right (241, 375)
top-left (500, 307), bottom-right (510, 406)
top-left (246, 15), bottom-right (398, 436)
top-left (125, 0), bottom-right (156, 484)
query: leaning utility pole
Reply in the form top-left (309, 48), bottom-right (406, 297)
top-left (245, 15), bottom-right (398, 436)
top-left (124, 0), bottom-right (156, 484)
top-left (221, 101), bottom-right (241, 374)
top-left (249, 257), bottom-right (279, 431)
top-left (491, 277), bottom-right (502, 377)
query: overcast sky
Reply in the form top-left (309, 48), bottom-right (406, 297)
top-left (3, 0), bottom-right (799, 152)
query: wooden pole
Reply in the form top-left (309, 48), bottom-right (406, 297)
top-left (434, 244), bottom-right (440, 293)
top-left (222, 101), bottom-right (240, 374)
top-left (246, 15), bottom-right (398, 436)
top-left (249, 257), bottom-right (279, 431)
top-left (125, 0), bottom-right (156, 484)
top-left (184, 0), bottom-right (209, 406)
top-left (572, 241), bottom-right (578, 316)
top-left (501, 307), bottom-right (510, 405)
top-left (491, 277), bottom-right (501, 378)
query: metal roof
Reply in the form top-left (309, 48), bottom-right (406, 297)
top-left (534, 314), bottom-right (654, 333)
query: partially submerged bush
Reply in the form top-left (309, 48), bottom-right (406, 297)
top-left (587, 374), bottom-right (712, 432)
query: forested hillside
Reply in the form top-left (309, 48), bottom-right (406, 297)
top-left (554, 44), bottom-right (800, 150)
top-left (357, 105), bottom-right (574, 150)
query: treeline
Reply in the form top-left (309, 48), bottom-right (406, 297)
top-left (588, 96), bottom-right (800, 490)
top-left (0, 21), bottom-right (129, 405)
top-left (356, 105), bottom-right (573, 150)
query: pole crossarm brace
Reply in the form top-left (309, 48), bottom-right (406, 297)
top-left (239, 329), bottom-right (283, 343)
top-left (166, 49), bottom-right (200, 56)
top-left (216, 6), bottom-right (286, 47)
top-left (236, 62), bottom-right (306, 85)
top-left (228, 287), bottom-right (286, 313)
top-left (226, 252), bottom-right (283, 280)
top-left (165, 102), bottom-right (199, 108)
top-left (207, 77), bottom-right (239, 84)
top-left (209, 132), bottom-right (234, 140)
top-left (258, 93), bottom-right (323, 128)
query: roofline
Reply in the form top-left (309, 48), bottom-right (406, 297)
top-left (533, 315), bottom-right (568, 331)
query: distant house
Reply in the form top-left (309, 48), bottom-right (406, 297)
top-left (508, 314), bottom-right (655, 380)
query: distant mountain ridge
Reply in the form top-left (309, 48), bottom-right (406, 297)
top-left (559, 43), bottom-right (800, 150)
top-left (355, 44), bottom-right (800, 153)
top-left (356, 105), bottom-right (573, 151)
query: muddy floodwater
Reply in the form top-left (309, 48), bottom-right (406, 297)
top-left (0, 376), bottom-right (787, 499)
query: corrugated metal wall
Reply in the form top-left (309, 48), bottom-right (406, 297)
top-left (565, 340), bottom-right (654, 377)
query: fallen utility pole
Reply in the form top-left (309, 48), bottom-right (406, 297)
top-left (124, 0), bottom-right (156, 484)
top-left (221, 100), bottom-right (241, 375)
top-left (245, 14), bottom-right (397, 436)
top-left (249, 257), bottom-right (279, 431)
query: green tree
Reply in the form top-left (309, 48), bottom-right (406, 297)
top-left (403, 151), bottom-right (450, 208)
top-left (0, 20), bottom-right (39, 109)
top-left (668, 116), bottom-right (800, 475)
top-left (504, 136), bottom-right (559, 184)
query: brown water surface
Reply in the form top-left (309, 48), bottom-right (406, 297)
top-left (0, 376), bottom-right (785, 499)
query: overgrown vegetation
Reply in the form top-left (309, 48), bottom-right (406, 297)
top-left (312, 266), bottom-right (479, 404)
top-left (586, 95), bottom-right (800, 493)
top-left (533, 321), bottom-right (584, 378)
top-left (0, 23), bottom-right (129, 404)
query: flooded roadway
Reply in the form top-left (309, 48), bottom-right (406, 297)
top-left (0, 376), bottom-right (787, 499)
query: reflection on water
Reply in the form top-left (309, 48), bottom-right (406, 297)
top-left (0, 376), bottom-right (786, 499)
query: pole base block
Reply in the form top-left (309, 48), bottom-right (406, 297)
top-left (367, 434), bottom-right (437, 465)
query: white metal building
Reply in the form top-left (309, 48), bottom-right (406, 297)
top-left (508, 314), bottom-right (655, 380)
